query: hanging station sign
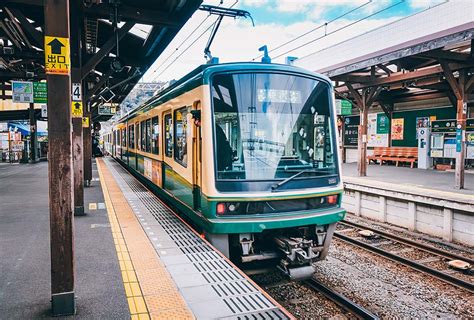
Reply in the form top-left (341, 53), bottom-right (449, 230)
top-left (335, 99), bottom-right (352, 115)
top-left (98, 105), bottom-right (117, 115)
top-left (12, 81), bottom-right (34, 103)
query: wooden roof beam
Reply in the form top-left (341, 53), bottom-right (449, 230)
top-left (336, 61), bottom-right (474, 92)
top-left (439, 59), bottom-right (462, 100)
top-left (84, 5), bottom-right (181, 27)
top-left (419, 49), bottom-right (470, 62)
top-left (81, 21), bottom-right (135, 80)
top-left (7, 7), bottom-right (43, 49)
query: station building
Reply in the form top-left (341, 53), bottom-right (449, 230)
top-left (296, 0), bottom-right (473, 245)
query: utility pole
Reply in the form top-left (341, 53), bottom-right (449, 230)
top-left (44, 0), bottom-right (75, 315)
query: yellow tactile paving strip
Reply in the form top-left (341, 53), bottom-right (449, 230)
top-left (97, 158), bottom-right (195, 320)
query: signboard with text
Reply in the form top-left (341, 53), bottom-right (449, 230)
top-left (12, 81), bottom-right (33, 103)
top-left (33, 82), bottom-right (47, 103)
top-left (343, 116), bottom-right (359, 146)
top-left (44, 36), bottom-right (70, 75)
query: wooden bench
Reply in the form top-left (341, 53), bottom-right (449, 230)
top-left (367, 147), bottom-right (418, 168)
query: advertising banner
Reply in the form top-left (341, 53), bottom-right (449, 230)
top-left (368, 113), bottom-right (389, 147)
top-left (391, 118), bottom-right (404, 140)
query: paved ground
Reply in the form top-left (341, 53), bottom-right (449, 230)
top-left (342, 163), bottom-right (474, 195)
top-left (0, 160), bottom-right (129, 319)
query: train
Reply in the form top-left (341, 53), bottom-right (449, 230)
top-left (103, 62), bottom-right (346, 279)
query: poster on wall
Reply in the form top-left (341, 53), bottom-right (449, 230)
top-left (367, 113), bottom-right (389, 147)
top-left (391, 118), bottom-right (404, 140)
top-left (343, 116), bottom-right (359, 146)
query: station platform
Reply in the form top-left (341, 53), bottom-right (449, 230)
top-left (341, 163), bottom-right (474, 246)
top-left (0, 157), bottom-right (292, 319)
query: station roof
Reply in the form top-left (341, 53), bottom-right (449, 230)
top-left (0, 0), bottom-right (202, 121)
top-left (295, 1), bottom-right (474, 111)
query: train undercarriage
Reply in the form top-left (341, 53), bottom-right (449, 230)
top-left (207, 223), bottom-right (337, 280)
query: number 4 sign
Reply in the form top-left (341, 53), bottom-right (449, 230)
top-left (72, 83), bottom-right (82, 101)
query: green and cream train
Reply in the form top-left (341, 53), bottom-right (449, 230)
top-left (104, 62), bottom-right (346, 279)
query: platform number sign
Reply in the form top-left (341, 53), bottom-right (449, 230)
top-left (72, 83), bottom-right (82, 101)
top-left (71, 101), bottom-right (83, 118)
top-left (44, 36), bottom-right (70, 75)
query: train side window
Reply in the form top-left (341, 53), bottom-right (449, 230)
top-left (129, 124), bottom-right (134, 149)
top-left (164, 114), bottom-right (173, 158)
top-left (140, 121), bottom-right (146, 150)
top-left (146, 119), bottom-right (152, 153)
top-left (122, 128), bottom-right (127, 147)
top-left (135, 124), bottom-right (139, 150)
top-left (174, 107), bottom-right (188, 167)
top-left (152, 116), bottom-right (159, 154)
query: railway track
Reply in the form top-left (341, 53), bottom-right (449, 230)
top-left (304, 279), bottom-right (379, 320)
top-left (335, 220), bottom-right (474, 293)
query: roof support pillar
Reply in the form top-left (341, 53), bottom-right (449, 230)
top-left (358, 94), bottom-right (369, 177)
top-left (348, 84), bottom-right (382, 177)
top-left (441, 61), bottom-right (467, 189)
top-left (44, 0), bottom-right (75, 316)
top-left (83, 107), bottom-right (92, 186)
top-left (71, 0), bottom-right (84, 216)
top-left (29, 102), bottom-right (37, 163)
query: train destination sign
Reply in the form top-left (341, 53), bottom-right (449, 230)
top-left (44, 36), bottom-right (70, 75)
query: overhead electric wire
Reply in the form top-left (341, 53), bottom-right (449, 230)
top-left (272, 0), bottom-right (405, 60)
top-left (151, 19), bottom-right (219, 81)
top-left (148, 15), bottom-right (213, 78)
top-left (151, 0), bottom-right (239, 82)
top-left (251, 0), bottom-right (373, 61)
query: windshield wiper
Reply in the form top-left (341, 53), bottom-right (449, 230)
top-left (271, 169), bottom-right (314, 192)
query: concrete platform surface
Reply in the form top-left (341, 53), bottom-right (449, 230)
top-left (342, 163), bottom-right (474, 196)
top-left (0, 161), bottom-right (129, 319)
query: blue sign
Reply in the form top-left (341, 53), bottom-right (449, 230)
top-left (456, 128), bottom-right (462, 152)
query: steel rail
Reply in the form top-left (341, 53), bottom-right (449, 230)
top-left (305, 279), bottom-right (379, 320)
top-left (334, 232), bottom-right (474, 293)
top-left (340, 220), bottom-right (474, 264)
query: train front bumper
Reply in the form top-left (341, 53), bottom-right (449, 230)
top-left (204, 207), bottom-right (346, 234)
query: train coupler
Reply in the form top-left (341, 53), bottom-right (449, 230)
top-left (274, 236), bottom-right (319, 280)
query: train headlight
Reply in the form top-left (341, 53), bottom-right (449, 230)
top-left (228, 203), bottom-right (237, 212)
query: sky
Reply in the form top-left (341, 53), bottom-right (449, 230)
top-left (141, 0), bottom-right (447, 82)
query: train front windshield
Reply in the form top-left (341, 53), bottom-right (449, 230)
top-left (211, 72), bottom-right (338, 191)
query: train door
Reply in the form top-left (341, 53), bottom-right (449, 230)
top-left (191, 101), bottom-right (202, 210)
top-left (162, 111), bottom-right (173, 192)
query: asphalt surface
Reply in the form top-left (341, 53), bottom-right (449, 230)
top-left (342, 162), bottom-right (474, 195)
top-left (0, 160), bottom-right (129, 319)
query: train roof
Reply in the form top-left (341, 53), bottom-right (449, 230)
top-left (119, 62), bottom-right (331, 122)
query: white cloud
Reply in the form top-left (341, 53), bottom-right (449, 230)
top-left (241, 0), bottom-right (269, 7)
top-left (408, 0), bottom-right (446, 9)
top-left (141, 0), bottom-right (407, 82)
